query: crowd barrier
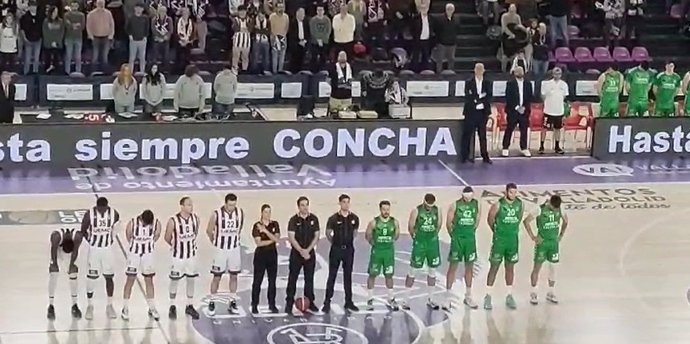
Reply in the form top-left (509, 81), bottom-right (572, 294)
top-left (10, 73), bottom-right (605, 107)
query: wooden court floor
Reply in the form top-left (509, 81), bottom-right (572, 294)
top-left (0, 183), bottom-right (689, 344)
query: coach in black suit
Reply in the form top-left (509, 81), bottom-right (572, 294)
top-left (0, 72), bottom-right (15, 124)
top-left (461, 63), bottom-right (492, 164)
top-left (501, 66), bottom-right (533, 156)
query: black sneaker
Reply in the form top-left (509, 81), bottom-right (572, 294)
top-left (228, 300), bottom-right (238, 313)
top-left (269, 305), bottom-right (280, 313)
top-left (321, 303), bottom-right (331, 313)
top-left (284, 303), bottom-right (294, 316)
top-left (308, 303), bottom-right (319, 313)
top-left (71, 304), bottom-right (82, 319)
top-left (538, 147), bottom-right (545, 155)
top-left (169, 305), bottom-right (177, 320)
top-left (208, 301), bottom-right (216, 316)
top-left (47, 305), bottom-right (56, 320)
top-left (251, 305), bottom-right (259, 314)
top-left (344, 303), bottom-right (360, 312)
top-left (185, 305), bottom-right (200, 320)
top-left (555, 147), bottom-right (565, 155)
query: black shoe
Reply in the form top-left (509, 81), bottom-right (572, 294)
top-left (71, 304), bottom-right (82, 319)
top-left (251, 305), bottom-right (259, 314)
top-left (169, 305), bottom-right (177, 320)
top-left (185, 305), bottom-right (200, 320)
top-left (555, 147), bottom-right (565, 155)
top-left (284, 303), bottom-right (294, 316)
top-left (468, 158), bottom-right (475, 164)
top-left (228, 300), bottom-right (238, 312)
top-left (269, 305), bottom-right (280, 313)
top-left (321, 303), bottom-right (331, 313)
top-left (47, 305), bottom-right (56, 320)
top-left (538, 147), bottom-right (545, 154)
top-left (344, 303), bottom-right (360, 312)
top-left (308, 303), bottom-right (319, 313)
top-left (208, 301), bottom-right (216, 316)
top-left (482, 157), bottom-right (493, 164)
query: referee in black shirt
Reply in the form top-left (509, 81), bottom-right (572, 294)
top-left (285, 196), bottom-right (320, 315)
top-left (250, 204), bottom-right (280, 314)
top-left (323, 194), bottom-right (360, 313)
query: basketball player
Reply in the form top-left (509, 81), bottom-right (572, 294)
top-left (47, 228), bottom-right (84, 320)
top-left (166, 196), bottom-right (201, 319)
top-left (653, 61), bottom-right (681, 117)
top-left (524, 195), bottom-right (568, 305)
top-left (484, 183), bottom-right (523, 310)
top-left (365, 200), bottom-right (400, 311)
top-left (444, 186), bottom-right (480, 310)
top-left (121, 210), bottom-right (162, 321)
top-left (80, 197), bottom-right (120, 320)
top-left (206, 193), bottom-right (244, 316)
top-left (402, 193), bottom-right (442, 310)
top-left (596, 64), bottom-right (623, 118)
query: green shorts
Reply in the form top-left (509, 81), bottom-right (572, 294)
top-left (410, 238), bottom-right (441, 269)
top-left (489, 235), bottom-right (519, 264)
top-left (599, 102), bottom-right (620, 118)
top-left (448, 236), bottom-right (477, 263)
top-left (627, 101), bottom-right (648, 117)
top-left (534, 240), bottom-right (560, 264)
top-left (368, 247), bottom-right (395, 276)
top-left (655, 105), bottom-right (675, 117)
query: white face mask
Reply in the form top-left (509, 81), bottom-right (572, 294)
top-left (462, 192), bottom-right (473, 199)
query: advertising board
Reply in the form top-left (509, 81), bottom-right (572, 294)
top-left (592, 118), bottom-right (690, 159)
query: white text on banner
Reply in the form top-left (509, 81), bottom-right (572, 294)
top-left (318, 81), bottom-right (361, 98)
top-left (47, 84), bottom-right (93, 101)
top-left (492, 80), bottom-right (507, 97)
top-left (575, 80), bottom-right (597, 96)
top-left (236, 83), bottom-right (275, 99)
top-left (281, 82), bottom-right (303, 98)
top-left (454, 80), bottom-right (466, 96)
top-left (15, 84), bottom-right (27, 101)
top-left (406, 81), bottom-right (449, 97)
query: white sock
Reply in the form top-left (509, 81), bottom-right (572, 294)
top-left (506, 285), bottom-right (513, 296)
top-left (532, 285), bottom-right (538, 294)
top-left (69, 278), bottom-right (78, 304)
top-left (465, 285), bottom-right (472, 298)
top-left (147, 298), bottom-right (156, 310)
top-left (549, 285), bottom-right (555, 294)
top-left (426, 285), bottom-right (433, 302)
top-left (169, 279), bottom-right (179, 301)
top-left (486, 285), bottom-right (493, 297)
top-left (107, 296), bottom-right (113, 306)
top-left (186, 278), bottom-right (195, 306)
top-left (387, 288), bottom-right (394, 301)
top-left (87, 297), bottom-right (93, 306)
top-left (123, 298), bottom-right (129, 308)
top-left (48, 272), bottom-right (58, 304)
top-left (229, 292), bottom-right (237, 301)
top-left (367, 288), bottom-right (374, 301)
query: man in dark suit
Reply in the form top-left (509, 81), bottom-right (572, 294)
top-left (410, 3), bottom-right (434, 71)
top-left (0, 72), bottom-right (16, 124)
top-left (461, 63), bottom-right (492, 164)
top-left (287, 8), bottom-right (311, 73)
top-left (501, 66), bottom-right (533, 157)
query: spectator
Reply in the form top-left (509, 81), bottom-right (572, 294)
top-left (364, 0), bottom-right (387, 47)
top-left (42, 6), bottom-right (63, 74)
top-left (308, 0), bottom-right (327, 17)
top-left (515, 0), bottom-right (538, 22)
top-left (328, 0), bottom-right (344, 17)
top-left (388, 0), bottom-right (412, 42)
top-left (385, 79), bottom-right (410, 116)
top-left (328, 50), bottom-right (353, 113)
top-left (232, 5), bottom-right (253, 72)
top-left (0, 14), bottom-right (18, 71)
top-left (540, 66), bottom-right (569, 154)
top-left (193, 5), bottom-right (207, 52)
top-left (288, 8), bottom-right (310, 73)
top-left (361, 69), bottom-right (390, 115)
top-left (142, 64), bottom-right (166, 119)
top-left (20, 1), bottom-right (41, 75)
top-left (531, 22), bottom-right (548, 76)
top-left (212, 65), bottom-right (238, 116)
top-left (501, 4), bottom-right (521, 38)
top-left (435, 3), bottom-right (459, 73)
top-left (269, 3), bottom-right (289, 73)
top-left (0, 72), bottom-right (15, 124)
top-left (309, 5), bottom-right (330, 72)
top-left (86, 0), bottom-right (115, 73)
top-left (509, 50), bottom-right (529, 74)
top-left (175, 7), bottom-right (194, 74)
top-left (173, 64), bottom-right (205, 118)
top-left (151, 5), bottom-right (172, 72)
top-left (502, 66), bottom-right (533, 157)
top-left (251, 12), bottom-right (271, 73)
top-left (501, 22), bottom-right (529, 71)
top-left (127, 3), bottom-right (149, 74)
top-left (347, 0), bottom-right (364, 41)
top-left (625, 0), bottom-right (644, 40)
top-left (482, 0), bottom-right (500, 26)
top-left (64, 1), bottom-right (84, 75)
top-left (523, 18), bottom-right (537, 66)
top-left (332, 4), bottom-right (355, 58)
top-left (247, 0), bottom-right (268, 19)
top-left (410, 3), bottom-right (433, 71)
top-left (112, 64), bottom-right (137, 115)
top-left (229, 0), bottom-right (243, 16)
top-left (0, 0), bottom-right (16, 18)
top-left (548, 0), bottom-right (569, 48)
top-left (601, 0), bottom-right (624, 46)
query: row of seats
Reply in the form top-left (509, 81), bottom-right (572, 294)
top-left (553, 46), bottom-right (651, 65)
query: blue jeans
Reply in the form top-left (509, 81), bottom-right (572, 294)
top-left (128, 38), bottom-right (147, 73)
top-left (548, 15), bottom-right (569, 48)
top-left (91, 37), bottom-right (111, 73)
top-left (271, 36), bottom-right (286, 74)
top-left (532, 59), bottom-right (549, 77)
top-left (23, 39), bottom-right (41, 74)
top-left (251, 40), bottom-right (270, 73)
top-left (64, 39), bottom-right (82, 74)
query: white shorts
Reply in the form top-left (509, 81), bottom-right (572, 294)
top-left (126, 253), bottom-right (156, 276)
top-left (87, 246), bottom-right (114, 278)
top-left (210, 247), bottom-right (241, 275)
top-left (170, 256), bottom-right (199, 279)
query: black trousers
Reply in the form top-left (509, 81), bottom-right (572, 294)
top-left (502, 110), bottom-right (529, 150)
top-left (412, 39), bottom-right (432, 71)
top-left (461, 111), bottom-right (489, 161)
top-left (285, 249), bottom-right (316, 305)
top-left (289, 44), bottom-right (307, 73)
top-left (310, 43), bottom-right (328, 72)
top-left (251, 250), bottom-right (278, 307)
top-left (324, 246), bottom-right (354, 304)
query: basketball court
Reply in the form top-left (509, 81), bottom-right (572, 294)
top-left (1, 156), bottom-right (689, 344)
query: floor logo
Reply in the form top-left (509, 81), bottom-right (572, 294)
top-left (267, 323), bottom-right (368, 344)
top-left (572, 163), bottom-right (634, 177)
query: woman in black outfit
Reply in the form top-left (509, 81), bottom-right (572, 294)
top-left (251, 204), bottom-right (280, 314)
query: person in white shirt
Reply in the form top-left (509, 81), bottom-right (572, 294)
top-left (539, 67), bottom-right (569, 154)
top-left (332, 4), bottom-right (355, 58)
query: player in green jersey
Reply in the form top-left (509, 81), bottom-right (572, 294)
top-left (365, 200), bottom-right (401, 311)
top-left (523, 195), bottom-right (569, 305)
top-left (402, 193), bottom-right (442, 310)
top-left (653, 61), bottom-right (681, 117)
top-left (682, 70), bottom-right (690, 116)
top-left (625, 61), bottom-right (654, 117)
top-left (596, 65), bottom-right (623, 118)
top-left (444, 186), bottom-right (480, 310)
top-left (485, 183), bottom-right (523, 310)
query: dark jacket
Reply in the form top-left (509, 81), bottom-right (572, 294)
top-left (435, 14), bottom-right (459, 46)
top-left (463, 77), bottom-right (492, 116)
top-left (0, 82), bottom-right (16, 123)
top-left (410, 13), bottom-right (435, 41)
top-left (505, 78), bottom-right (533, 115)
top-left (287, 17), bottom-right (310, 48)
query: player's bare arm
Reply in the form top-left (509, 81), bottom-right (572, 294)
top-left (153, 220), bottom-right (162, 242)
top-left (596, 74), bottom-right (605, 95)
top-left (408, 208), bottom-right (417, 238)
top-left (523, 212), bottom-right (539, 243)
top-left (559, 213), bottom-right (569, 241)
top-left (49, 231), bottom-right (60, 271)
top-left (487, 203), bottom-right (498, 231)
top-left (164, 218), bottom-right (175, 246)
top-left (69, 231), bottom-right (83, 270)
top-left (683, 73), bottom-right (690, 96)
top-left (80, 211), bottom-right (90, 241)
top-left (446, 203), bottom-right (456, 234)
top-left (365, 220), bottom-right (375, 245)
top-left (206, 212), bottom-right (217, 242)
top-left (238, 209), bottom-right (245, 235)
top-left (393, 219), bottom-right (401, 240)
top-left (125, 220), bottom-right (134, 243)
top-left (474, 203), bottom-right (481, 231)
top-left (618, 72), bottom-right (624, 92)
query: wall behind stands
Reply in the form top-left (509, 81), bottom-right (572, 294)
top-left (12, 73), bottom-right (604, 108)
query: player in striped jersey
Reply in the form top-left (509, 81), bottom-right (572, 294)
top-left (121, 210), bottom-right (162, 321)
top-left (206, 193), bottom-right (244, 316)
top-left (165, 196), bottom-right (201, 320)
top-left (47, 228), bottom-right (84, 320)
top-left (80, 197), bottom-right (120, 320)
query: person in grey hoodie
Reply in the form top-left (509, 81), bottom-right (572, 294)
top-left (212, 65), bottom-right (238, 116)
top-left (309, 5), bottom-right (331, 72)
top-left (112, 63), bottom-right (138, 114)
top-left (42, 6), bottom-right (64, 74)
top-left (64, 1), bottom-right (85, 74)
top-left (174, 64), bottom-right (205, 118)
top-left (142, 64), bottom-right (166, 119)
